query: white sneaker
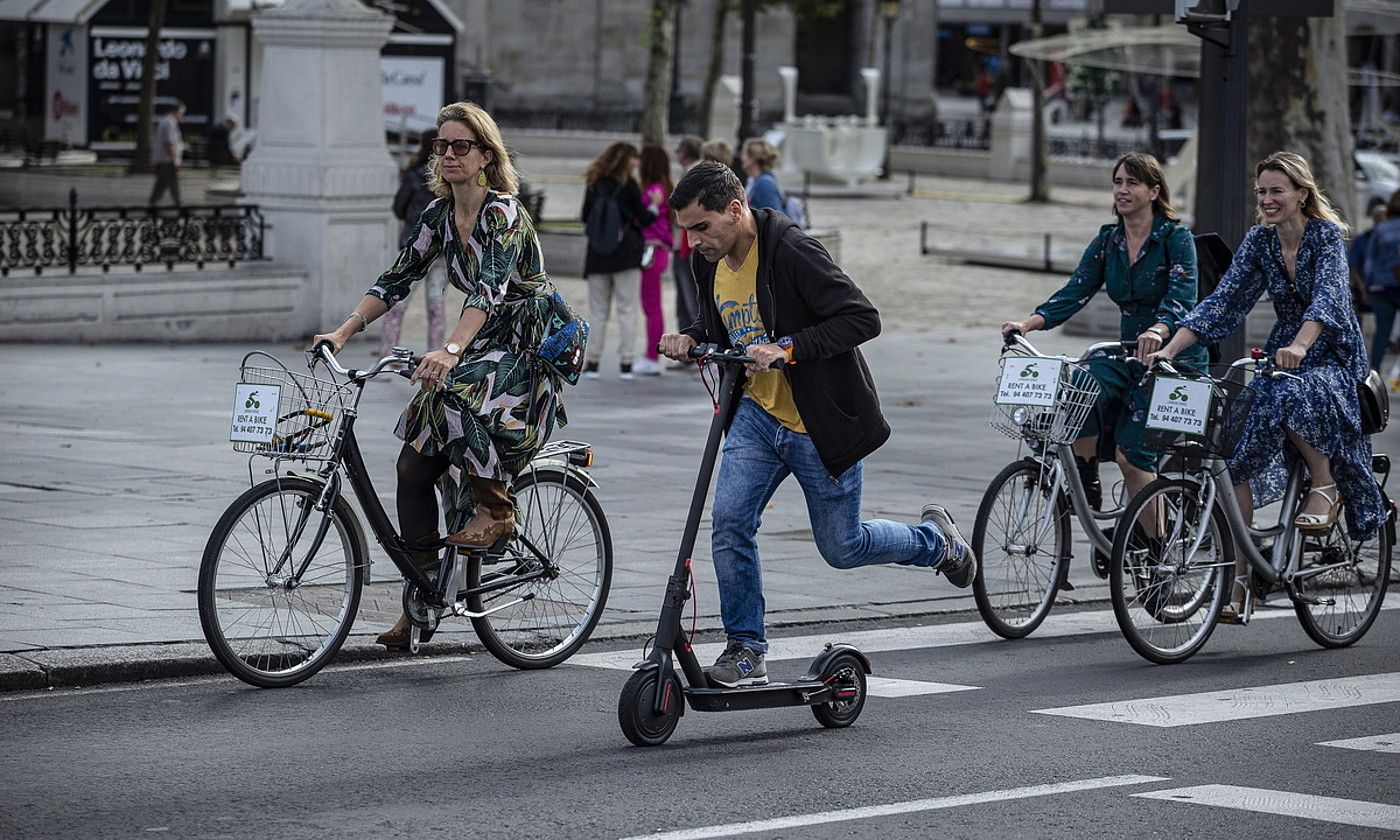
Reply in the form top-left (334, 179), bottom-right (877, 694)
top-left (582, 362), bottom-right (600, 380)
top-left (618, 363), bottom-right (634, 381)
top-left (632, 358), bottom-right (662, 376)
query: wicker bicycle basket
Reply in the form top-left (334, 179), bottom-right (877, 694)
top-left (987, 358), bottom-right (1101, 445)
top-left (1142, 366), bottom-right (1254, 459)
top-left (232, 358), bottom-right (349, 460)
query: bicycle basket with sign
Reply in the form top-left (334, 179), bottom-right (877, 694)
top-left (231, 351), bottom-right (349, 460)
top-left (1142, 366), bottom-right (1253, 459)
top-left (988, 357), bottom-right (1101, 445)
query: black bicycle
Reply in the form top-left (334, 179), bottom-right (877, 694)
top-left (198, 345), bottom-right (612, 687)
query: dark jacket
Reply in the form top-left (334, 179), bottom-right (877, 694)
top-left (392, 165), bottom-right (435, 248)
top-left (682, 208), bottom-right (888, 477)
top-left (581, 177), bottom-right (656, 276)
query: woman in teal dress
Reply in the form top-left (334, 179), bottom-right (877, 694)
top-left (1001, 152), bottom-right (1206, 512)
top-left (313, 101), bottom-right (566, 649)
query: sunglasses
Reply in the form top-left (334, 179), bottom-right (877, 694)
top-left (431, 138), bottom-right (485, 156)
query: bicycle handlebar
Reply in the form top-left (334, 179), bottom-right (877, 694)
top-left (687, 343), bottom-right (785, 369)
top-left (311, 342), bottom-right (418, 381)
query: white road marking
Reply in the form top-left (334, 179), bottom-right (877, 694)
top-left (616, 774), bottom-right (1170, 840)
top-left (866, 676), bottom-right (979, 698)
top-left (1317, 732), bottom-right (1400, 753)
top-left (1134, 785), bottom-right (1400, 831)
top-left (1034, 672), bottom-right (1400, 727)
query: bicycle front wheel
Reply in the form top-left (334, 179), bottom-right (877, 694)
top-left (1292, 491), bottom-right (1392, 648)
top-left (198, 477), bottom-right (367, 687)
top-left (467, 468), bottom-right (612, 668)
top-left (1109, 478), bottom-right (1231, 665)
top-left (972, 458), bottom-right (1070, 638)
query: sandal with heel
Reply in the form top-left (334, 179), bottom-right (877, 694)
top-left (1294, 483), bottom-right (1342, 531)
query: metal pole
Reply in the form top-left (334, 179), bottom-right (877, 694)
top-left (880, 11), bottom-right (895, 178)
top-left (737, 0), bottom-right (756, 151)
top-left (67, 188), bottom-right (77, 274)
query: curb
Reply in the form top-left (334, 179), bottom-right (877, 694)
top-left (0, 592), bottom-right (1115, 694)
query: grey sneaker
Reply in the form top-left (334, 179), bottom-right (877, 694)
top-left (923, 503), bottom-right (977, 588)
top-left (704, 642), bottom-right (768, 688)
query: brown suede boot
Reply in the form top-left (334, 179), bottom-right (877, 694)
top-left (375, 537), bottom-right (441, 651)
top-left (444, 477), bottom-right (516, 548)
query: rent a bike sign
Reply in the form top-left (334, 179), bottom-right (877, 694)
top-left (995, 357), bottom-right (1062, 406)
top-left (1146, 377), bottom-right (1212, 436)
top-left (230, 383), bottom-right (280, 443)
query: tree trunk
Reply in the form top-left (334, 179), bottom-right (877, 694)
top-left (641, 0), bottom-right (679, 147)
top-left (1028, 0), bottom-right (1049, 202)
top-left (1248, 9), bottom-right (1356, 226)
top-left (699, 0), bottom-right (731, 138)
top-left (129, 0), bottom-right (168, 174)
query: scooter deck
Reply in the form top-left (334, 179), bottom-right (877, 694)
top-left (683, 680), bottom-right (835, 712)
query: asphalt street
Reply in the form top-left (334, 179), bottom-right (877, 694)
top-left (4, 603), bottom-right (1398, 839)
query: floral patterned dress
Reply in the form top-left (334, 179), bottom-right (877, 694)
top-left (1180, 219), bottom-right (1383, 539)
top-left (367, 191), bottom-right (565, 511)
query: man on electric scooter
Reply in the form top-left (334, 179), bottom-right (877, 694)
top-left (658, 161), bottom-right (977, 688)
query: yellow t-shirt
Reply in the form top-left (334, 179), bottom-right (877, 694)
top-left (713, 242), bottom-right (806, 433)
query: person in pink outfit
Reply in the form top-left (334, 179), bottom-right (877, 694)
top-left (634, 144), bottom-right (675, 376)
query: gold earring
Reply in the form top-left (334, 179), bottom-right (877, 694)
top-left (476, 170), bottom-right (488, 187)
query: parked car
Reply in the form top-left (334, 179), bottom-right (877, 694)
top-left (1356, 149), bottom-right (1400, 214)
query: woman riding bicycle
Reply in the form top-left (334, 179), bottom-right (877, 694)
top-left (1001, 152), bottom-right (1206, 512)
top-left (312, 101), bottom-right (568, 650)
top-left (1150, 150), bottom-right (1385, 621)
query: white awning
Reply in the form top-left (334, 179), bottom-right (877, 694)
top-left (0, 0), bottom-right (105, 24)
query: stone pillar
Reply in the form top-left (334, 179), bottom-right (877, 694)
top-left (240, 0), bottom-right (398, 336)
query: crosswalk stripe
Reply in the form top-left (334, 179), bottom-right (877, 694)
top-left (865, 677), bottom-right (979, 698)
top-left (1134, 785), bottom-right (1400, 831)
top-left (616, 774), bottom-right (1170, 840)
top-left (1033, 672), bottom-right (1400, 727)
top-left (1317, 733), bottom-right (1400, 753)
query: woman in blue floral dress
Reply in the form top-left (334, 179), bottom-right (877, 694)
top-left (1002, 152), bottom-right (1206, 518)
top-left (1153, 151), bottom-right (1385, 620)
top-left (313, 102), bottom-right (567, 649)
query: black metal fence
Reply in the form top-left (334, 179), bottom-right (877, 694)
top-left (0, 189), bottom-right (266, 276)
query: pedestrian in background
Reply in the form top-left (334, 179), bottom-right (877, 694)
top-left (740, 137), bottom-right (784, 213)
top-left (380, 127), bottom-right (447, 357)
top-left (671, 135), bottom-right (703, 349)
top-left (149, 100), bottom-right (186, 208)
top-left (581, 142), bottom-right (655, 380)
top-left (1363, 192), bottom-right (1400, 371)
top-left (700, 138), bottom-right (733, 167)
top-left (634, 144), bottom-right (675, 376)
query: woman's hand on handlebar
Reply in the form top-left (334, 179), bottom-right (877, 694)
top-left (1000, 320), bottom-right (1031, 340)
top-left (1134, 330), bottom-right (1164, 363)
top-left (311, 327), bottom-right (351, 357)
top-left (411, 348), bottom-right (460, 392)
top-left (658, 332), bottom-right (698, 361)
top-left (1142, 348), bottom-right (1176, 369)
top-left (1275, 342), bottom-right (1307, 370)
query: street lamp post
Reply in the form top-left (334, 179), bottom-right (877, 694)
top-left (879, 0), bottom-right (901, 179)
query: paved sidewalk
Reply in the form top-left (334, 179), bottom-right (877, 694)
top-left (0, 327), bottom-right (1119, 689)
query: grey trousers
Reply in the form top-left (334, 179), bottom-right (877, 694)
top-left (585, 268), bottom-right (640, 367)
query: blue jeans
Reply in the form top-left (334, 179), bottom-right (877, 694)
top-left (711, 398), bottom-right (949, 654)
top-left (1370, 291), bottom-right (1400, 371)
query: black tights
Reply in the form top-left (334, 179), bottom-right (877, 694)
top-left (396, 443), bottom-right (448, 547)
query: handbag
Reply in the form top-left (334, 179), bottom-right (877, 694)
top-left (537, 290), bottom-right (590, 385)
top-left (1358, 368), bottom-right (1390, 434)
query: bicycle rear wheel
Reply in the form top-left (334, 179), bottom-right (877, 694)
top-left (972, 458), bottom-right (1070, 638)
top-left (1109, 478), bottom-right (1231, 665)
top-left (198, 477), bottom-right (367, 687)
top-left (1292, 491), bottom-right (1392, 648)
top-left (467, 468), bottom-right (612, 668)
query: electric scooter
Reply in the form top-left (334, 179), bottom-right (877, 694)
top-left (617, 345), bottom-right (871, 747)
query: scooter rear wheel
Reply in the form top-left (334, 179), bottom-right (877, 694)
top-left (619, 668), bottom-right (683, 746)
top-left (812, 652), bottom-right (866, 728)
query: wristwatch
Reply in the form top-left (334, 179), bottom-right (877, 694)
top-left (776, 335), bottom-right (795, 363)
top-left (443, 342), bottom-right (463, 359)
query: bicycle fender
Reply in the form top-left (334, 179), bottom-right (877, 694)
top-left (800, 642), bottom-right (873, 681)
top-left (523, 462), bottom-right (598, 490)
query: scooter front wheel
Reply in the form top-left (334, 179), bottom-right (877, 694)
top-left (812, 652), bottom-right (867, 728)
top-left (619, 668), bottom-right (683, 746)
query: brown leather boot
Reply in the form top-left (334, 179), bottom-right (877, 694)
top-left (445, 477), bottom-right (516, 547)
top-left (375, 537), bottom-right (441, 651)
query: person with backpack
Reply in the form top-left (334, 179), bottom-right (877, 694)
top-left (380, 127), bottom-right (447, 358)
top-left (741, 137), bottom-right (805, 228)
top-left (581, 142), bottom-right (656, 380)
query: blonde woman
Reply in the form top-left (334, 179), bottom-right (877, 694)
top-left (1151, 151), bottom-right (1384, 621)
top-left (312, 101), bottom-right (567, 649)
top-left (740, 137), bottom-right (784, 212)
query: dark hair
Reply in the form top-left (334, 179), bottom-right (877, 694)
top-left (668, 160), bottom-right (745, 213)
top-left (675, 135), bottom-right (703, 163)
top-left (584, 141), bottom-right (639, 188)
top-left (1111, 151), bottom-right (1179, 221)
top-left (1387, 189), bottom-right (1400, 220)
top-left (639, 144), bottom-right (673, 193)
top-left (407, 127), bottom-right (438, 172)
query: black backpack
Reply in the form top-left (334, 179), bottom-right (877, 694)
top-left (585, 182), bottom-right (626, 257)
